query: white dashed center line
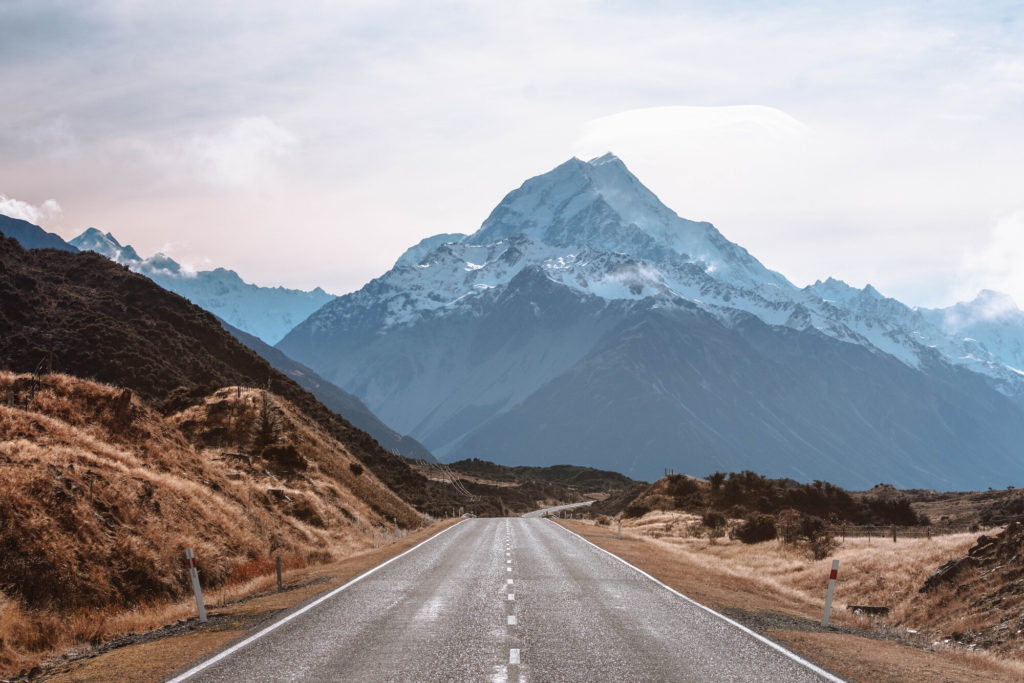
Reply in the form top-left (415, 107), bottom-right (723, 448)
top-left (508, 615), bottom-right (517, 625)
top-left (509, 649), bottom-right (520, 665)
top-left (508, 593), bottom-right (515, 601)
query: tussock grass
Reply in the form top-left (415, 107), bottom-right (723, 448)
top-left (0, 372), bottom-right (422, 676)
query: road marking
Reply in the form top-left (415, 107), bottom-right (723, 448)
top-left (509, 649), bottom-right (520, 665)
top-left (508, 593), bottom-right (515, 601)
top-left (548, 520), bottom-right (844, 683)
top-left (166, 520), bottom-right (468, 682)
top-left (507, 567), bottom-right (512, 572)
top-left (508, 615), bottom-right (517, 625)
top-left (507, 578), bottom-right (513, 584)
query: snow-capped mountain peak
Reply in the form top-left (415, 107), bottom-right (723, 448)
top-left (72, 227), bottom-right (142, 262)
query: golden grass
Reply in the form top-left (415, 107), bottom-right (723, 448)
top-left (619, 510), bottom-right (980, 628)
top-left (563, 517), bottom-right (1024, 680)
top-left (0, 372), bottom-right (426, 677)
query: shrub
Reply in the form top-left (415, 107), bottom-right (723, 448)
top-left (261, 443), bottom-right (306, 474)
top-left (702, 510), bottom-right (727, 530)
top-left (623, 502), bottom-right (651, 518)
top-left (595, 514), bottom-right (611, 526)
top-left (349, 462), bottom-right (364, 477)
top-left (733, 513), bottom-right (777, 544)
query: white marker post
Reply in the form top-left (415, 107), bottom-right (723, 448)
top-left (185, 548), bottom-right (208, 623)
top-left (821, 559), bottom-right (839, 627)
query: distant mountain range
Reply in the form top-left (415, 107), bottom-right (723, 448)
top-left (68, 228), bottom-right (334, 345)
top-left (278, 154), bottom-right (1024, 489)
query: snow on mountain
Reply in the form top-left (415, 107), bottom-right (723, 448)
top-left (279, 153), bottom-right (1024, 487)
top-left (920, 291), bottom-right (1024, 378)
top-left (303, 155), bottom-right (1024, 395)
top-left (69, 228), bottom-right (334, 344)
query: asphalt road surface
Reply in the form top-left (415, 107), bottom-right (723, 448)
top-left (170, 518), bottom-right (838, 682)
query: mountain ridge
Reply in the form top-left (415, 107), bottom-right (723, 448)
top-left (69, 227), bottom-right (334, 344)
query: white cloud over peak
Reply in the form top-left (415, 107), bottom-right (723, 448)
top-left (957, 210), bottom-right (1024, 309)
top-left (0, 194), bottom-right (62, 226)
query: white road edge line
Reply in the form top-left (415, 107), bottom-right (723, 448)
top-left (547, 520), bottom-right (844, 683)
top-left (167, 519), bottom-right (469, 682)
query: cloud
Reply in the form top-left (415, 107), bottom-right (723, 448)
top-left (186, 117), bottom-right (298, 189)
top-left (0, 194), bottom-right (62, 226)
top-left (955, 210), bottom-right (1024, 310)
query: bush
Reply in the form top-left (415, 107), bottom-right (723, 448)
top-left (261, 444), bottom-right (306, 474)
top-left (623, 502), bottom-right (651, 518)
top-left (733, 514), bottom-right (777, 544)
top-left (702, 510), bottom-right (727, 530)
top-left (349, 462), bottom-right (364, 477)
top-left (595, 514), bottom-right (611, 526)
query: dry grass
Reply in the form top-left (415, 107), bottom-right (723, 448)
top-left (619, 510), bottom-right (982, 628)
top-left (0, 372), bottom-right (425, 677)
top-left (564, 514), bottom-right (1024, 678)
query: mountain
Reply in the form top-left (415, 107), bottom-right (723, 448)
top-left (0, 234), bottom-right (472, 515)
top-left (217, 318), bottom-right (438, 462)
top-left (278, 154), bottom-right (1024, 489)
top-left (0, 214), bottom-right (78, 252)
top-left (0, 234), bottom-right (605, 516)
top-left (69, 227), bottom-right (334, 344)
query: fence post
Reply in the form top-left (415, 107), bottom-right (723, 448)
top-left (821, 559), bottom-right (839, 627)
top-left (276, 556), bottom-right (283, 592)
top-left (618, 518), bottom-right (622, 540)
top-left (892, 524), bottom-right (897, 543)
top-left (185, 548), bottom-right (208, 623)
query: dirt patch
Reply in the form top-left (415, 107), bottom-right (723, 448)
top-left (26, 519), bottom-right (461, 683)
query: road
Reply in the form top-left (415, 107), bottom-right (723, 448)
top-left (170, 518), bottom-right (838, 682)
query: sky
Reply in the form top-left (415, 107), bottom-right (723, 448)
top-left (2, 1), bottom-right (1024, 308)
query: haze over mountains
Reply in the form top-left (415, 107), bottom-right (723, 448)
top-left (278, 154), bottom-right (1024, 489)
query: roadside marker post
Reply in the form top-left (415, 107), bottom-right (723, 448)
top-left (821, 559), bottom-right (839, 627)
top-left (276, 556), bottom-right (283, 592)
top-left (185, 548), bottom-right (208, 623)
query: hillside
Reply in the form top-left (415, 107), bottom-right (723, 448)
top-left (0, 235), bottom-right (473, 517)
top-left (597, 472), bottom-right (926, 529)
top-left (219, 319), bottom-right (437, 463)
top-left (447, 458), bottom-right (642, 491)
top-left (0, 372), bottom-right (419, 674)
